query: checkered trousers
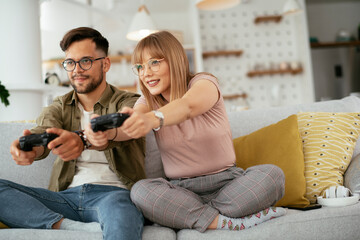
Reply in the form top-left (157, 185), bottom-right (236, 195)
top-left (130, 164), bottom-right (284, 232)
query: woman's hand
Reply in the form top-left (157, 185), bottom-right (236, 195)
top-left (120, 107), bottom-right (154, 139)
top-left (84, 114), bottom-right (115, 149)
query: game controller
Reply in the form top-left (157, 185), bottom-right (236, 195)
top-left (19, 132), bottom-right (59, 151)
top-left (91, 113), bottom-right (130, 132)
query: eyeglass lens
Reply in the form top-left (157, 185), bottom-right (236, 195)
top-left (132, 59), bottom-right (162, 76)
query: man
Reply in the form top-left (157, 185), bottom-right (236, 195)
top-left (0, 27), bottom-right (145, 240)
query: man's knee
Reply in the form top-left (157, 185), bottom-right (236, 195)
top-left (0, 179), bottom-right (14, 190)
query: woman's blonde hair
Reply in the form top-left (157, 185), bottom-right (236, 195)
top-left (132, 31), bottom-right (194, 110)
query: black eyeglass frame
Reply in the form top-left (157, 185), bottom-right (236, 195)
top-left (62, 57), bottom-right (105, 72)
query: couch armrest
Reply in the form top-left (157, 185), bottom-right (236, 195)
top-left (344, 153), bottom-right (360, 195)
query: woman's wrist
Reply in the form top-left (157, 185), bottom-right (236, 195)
top-left (152, 110), bottom-right (164, 131)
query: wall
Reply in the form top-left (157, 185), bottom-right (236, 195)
top-left (0, 0), bottom-right (45, 121)
top-left (41, 0), bottom-right (194, 89)
top-left (197, 0), bottom-right (314, 110)
top-left (1, 0), bottom-right (316, 121)
top-left (40, 0), bottom-right (316, 111)
top-left (306, 0), bottom-right (360, 100)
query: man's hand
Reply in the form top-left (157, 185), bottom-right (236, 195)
top-left (10, 129), bottom-right (39, 166)
top-left (46, 128), bottom-right (84, 161)
top-left (84, 114), bottom-right (112, 149)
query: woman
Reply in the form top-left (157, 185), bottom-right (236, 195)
top-left (85, 31), bottom-right (285, 232)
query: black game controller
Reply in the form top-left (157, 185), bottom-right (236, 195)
top-left (19, 132), bottom-right (59, 151)
top-left (91, 113), bottom-right (130, 132)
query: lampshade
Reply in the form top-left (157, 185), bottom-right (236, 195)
top-left (282, 0), bottom-right (301, 15)
top-left (196, 0), bottom-right (240, 11)
top-left (126, 5), bottom-right (157, 41)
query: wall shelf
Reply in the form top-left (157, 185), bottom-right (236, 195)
top-left (247, 67), bottom-right (303, 77)
top-left (117, 85), bottom-right (137, 93)
top-left (310, 41), bottom-right (360, 48)
top-left (223, 93), bottom-right (247, 100)
top-left (202, 50), bottom-right (243, 59)
top-left (254, 15), bottom-right (283, 24)
top-left (43, 54), bottom-right (132, 67)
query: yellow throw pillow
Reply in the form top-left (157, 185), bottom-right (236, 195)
top-left (297, 112), bottom-right (360, 204)
top-left (233, 114), bottom-right (309, 208)
top-left (0, 222), bottom-right (9, 229)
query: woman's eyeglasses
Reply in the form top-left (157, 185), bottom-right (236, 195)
top-left (132, 59), bottom-right (164, 76)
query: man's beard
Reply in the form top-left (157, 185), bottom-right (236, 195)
top-left (70, 71), bottom-right (104, 94)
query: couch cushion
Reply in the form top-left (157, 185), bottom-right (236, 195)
top-left (177, 202), bottom-right (360, 240)
top-left (0, 225), bottom-right (177, 240)
top-left (233, 114), bottom-right (309, 208)
top-left (297, 112), bottom-right (360, 203)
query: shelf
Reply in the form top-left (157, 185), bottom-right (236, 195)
top-left (202, 50), bottom-right (243, 59)
top-left (43, 54), bottom-right (132, 67)
top-left (310, 41), bottom-right (360, 48)
top-left (247, 67), bottom-right (303, 77)
top-left (254, 15), bottom-right (283, 24)
top-left (5, 82), bottom-right (71, 92)
top-left (117, 85), bottom-right (137, 93)
top-left (110, 55), bottom-right (132, 62)
top-left (223, 93), bottom-right (247, 100)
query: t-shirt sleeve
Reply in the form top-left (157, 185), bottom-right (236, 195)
top-left (134, 95), bottom-right (147, 108)
top-left (188, 74), bottom-right (222, 102)
top-left (188, 74), bottom-right (220, 93)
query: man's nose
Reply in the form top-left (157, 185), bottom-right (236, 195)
top-left (73, 62), bottom-right (84, 73)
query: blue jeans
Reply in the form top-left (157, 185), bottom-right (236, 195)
top-left (0, 179), bottom-right (144, 240)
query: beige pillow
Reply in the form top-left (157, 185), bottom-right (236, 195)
top-left (297, 112), bottom-right (360, 203)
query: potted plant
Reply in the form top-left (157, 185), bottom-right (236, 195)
top-left (0, 81), bottom-right (10, 107)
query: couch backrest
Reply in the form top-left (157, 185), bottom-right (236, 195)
top-left (0, 122), bottom-right (54, 188)
top-left (227, 96), bottom-right (360, 157)
top-left (0, 122), bottom-right (164, 187)
top-left (1, 96), bottom-right (360, 188)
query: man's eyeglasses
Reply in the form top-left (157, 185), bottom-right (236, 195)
top-left (62, 57), bottom-right (105, 72)
top-left (132, 59), bottom-right (164, 76)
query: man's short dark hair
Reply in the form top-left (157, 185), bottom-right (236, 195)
top-left (60, 27), bottom-right (109, 56)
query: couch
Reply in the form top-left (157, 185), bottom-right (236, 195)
top-left (1, 96), bottom-right (360, 240)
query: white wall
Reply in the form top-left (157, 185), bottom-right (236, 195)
top-left (40, 0), bottom-right (194, 88)
top-left (41, 0), bottom-right (194, 60)
top-left (0, 0), bottom-right (45, 121)
top-left (1, 0), bottom-right (317, 120)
